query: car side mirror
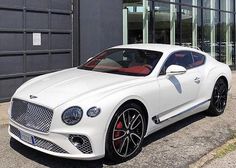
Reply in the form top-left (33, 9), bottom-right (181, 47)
top-left (86, 57), bottom-right (93, 62)
top-left (166, 65), bottom-right (186, 76)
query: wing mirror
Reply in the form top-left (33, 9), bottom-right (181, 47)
top-left (166, 65), bottom-right (187, 76)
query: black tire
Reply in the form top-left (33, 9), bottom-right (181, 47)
top-left (206, 78), bottom-right (228, 116)
top-left (105, 103), bottom-right (146, 162)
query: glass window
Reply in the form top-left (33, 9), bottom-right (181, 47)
top-left (221, 12), bottom-right (234, 65)
top-left (150, 1), bottom-right (180, 45)
top-left (192, 52), bottom-right (205, 67)
top-left (202, 9), bottom-right (220, 59)
top-left (221, 0), bottom-right (234, 11)
top-left (221, 0), bottom-right (226, 11)
top-left (160, 51), bottom-right (193, 75)
top-left (79, 49), bottom-right (163, 76)
top-left (230, 0), bottom-right (234, 12)
top-left (203, 0), bottom-right (219, 9)
top-left (181, 0), bottom-right (201, 6)
top-left (123, 0), bottom-right (143, 44)
top-left (153, 2), bottom-right (171, 44)
top-left (181, 5), bottom-right (192, 46)
top-left (196, 8), bottom-right (202, 49)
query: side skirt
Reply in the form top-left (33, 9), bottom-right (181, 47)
top-left (146, 99), bottom-right (211, 137)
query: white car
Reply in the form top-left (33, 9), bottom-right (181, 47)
top-left (8, 44), bottom-right (232, 161)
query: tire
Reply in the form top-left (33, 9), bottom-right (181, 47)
top-left (206, 78), bottom-right (228, 116)
top-left (105, 103), bottom-right (146, 162)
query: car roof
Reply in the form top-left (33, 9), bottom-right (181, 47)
top-left (111, 43), bottom-right (202, 55)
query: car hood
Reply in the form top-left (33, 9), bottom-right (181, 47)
top-left (13, 68), bottom-right (138, 109)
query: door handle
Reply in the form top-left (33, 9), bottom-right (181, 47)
top-left (194, 77), bottom-right (201, 84)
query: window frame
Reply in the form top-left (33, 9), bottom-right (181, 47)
top-left (191, 51), bottom-right (206, 68)
top-left (79, 48), bottom-right (163, 77)
top-left (158, 50), bottom-right (206, 76)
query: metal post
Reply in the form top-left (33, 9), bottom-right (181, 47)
top-left (170, 0), bottom-right (176, 45)
top-left (143, 0), bottom-right (148, 43)
top-left (226, 0), bottom-right (232, 65)
top-left (192, 0), bottom-right (197, 47)
top-left (210, 0), bottom-right (216, 58)
top-left (123, 8), bottom-right (128, 45)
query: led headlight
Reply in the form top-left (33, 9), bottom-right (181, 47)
top-left (62, 106), bottom-right (83, 125)
top-left (87, 107), bottom-right (101, 117)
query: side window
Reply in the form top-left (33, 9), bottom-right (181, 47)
top-left (160, 51), bottom-right (193, 75)
top-left (192, 52), bottom-right (205, 67)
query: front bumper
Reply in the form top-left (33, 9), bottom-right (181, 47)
top-left (8, 120), bottom-right (105, 160)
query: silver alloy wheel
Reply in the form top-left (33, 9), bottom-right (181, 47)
top-left (112, 108), bottom-right (144, 158)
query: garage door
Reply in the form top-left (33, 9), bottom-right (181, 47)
top-left (0, 0), bottom-right (79, 101)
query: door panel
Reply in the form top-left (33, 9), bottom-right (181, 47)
top-left (157, 69), bottom-right (201, 121)
top-left (156, 51), bottom-right (201, 121)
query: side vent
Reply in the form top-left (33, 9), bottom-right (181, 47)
top-left (152, 115), bottom-right (161, 124)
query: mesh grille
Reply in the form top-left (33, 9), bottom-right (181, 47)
top-left (10, 124), bottom-right (20, 137)
top-left (11, 99), bottom-right (53, 133)
top-left (34, 137), bottom-right (68, 153)
top-left (69, 135), bottom-right (93, 154)
top-left (10, 125), bottom-right (68, 154)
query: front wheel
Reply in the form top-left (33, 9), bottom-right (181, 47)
top-left (105, 103), bottom-right (146, 162)
top-left (206, 78), bottom-right (228, 116)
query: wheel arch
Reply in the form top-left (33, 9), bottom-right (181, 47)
top-left (218, 75), bottom-right (228, 89)
top-left (120, 99), bottom-right (149, 130)
top-left (209, 74), bottom-right (230, 99)
top-left (201, 65), bottom-right (231, 101)
top-left (104, 97), bottom-right (150, 143)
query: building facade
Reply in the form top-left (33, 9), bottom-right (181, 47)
top-left (0, 0), bottom-right (235, 101)
top-left (123, 0), bottom-right (236, 67)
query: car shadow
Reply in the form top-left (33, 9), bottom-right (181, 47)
top-left (10, 112), bottom-right (206, 167)
top-left (168, 75), bottom-right (182, 94)
top-left (143, 112), bottom-right (206, 147)
top-left (10, 138), bottom-right (105, 168)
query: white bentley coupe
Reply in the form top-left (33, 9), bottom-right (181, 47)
top-left (8, 44), bottom-right (232, 161)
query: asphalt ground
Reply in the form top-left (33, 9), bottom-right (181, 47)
top-left (0, 73), bottom-right (235, 168)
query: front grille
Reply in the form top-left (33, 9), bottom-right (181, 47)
top-left (11, 99), bottom-right (53, 133)
top-left (10, 125), bottom-right (68, 154)
top-left (34, 137), bottom-right (68, 153)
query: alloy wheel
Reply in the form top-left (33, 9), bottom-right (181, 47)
top-left (112, 108), bottom-right (144, 158)
top-left (212, 80), bottom-right (227, 112)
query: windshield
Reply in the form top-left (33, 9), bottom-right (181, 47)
top-left (78, 49), bottom-right (163, 76)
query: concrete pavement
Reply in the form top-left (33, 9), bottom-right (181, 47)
top-left (0, 102), bottom-right (9, 126)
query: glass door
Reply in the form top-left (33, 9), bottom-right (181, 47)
top-left (123, 0), bottom-right (144, 44)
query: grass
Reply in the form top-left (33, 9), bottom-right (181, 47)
top-left (213, 133), bottom-right (236, 159)
top-left (214, 141), bottom-right (236, 158)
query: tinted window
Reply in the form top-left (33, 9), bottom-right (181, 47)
top-left (160, 51), bottom-right (193, 75)
top-left (192, 52), bottom-right (205, 67)
top-left (79, 49), bottom-right (162, 76)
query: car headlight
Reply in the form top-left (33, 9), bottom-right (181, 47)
top-left (62, 106), bottom-right (83, 125)
top-left (87, 107), bottom-right (101, 117)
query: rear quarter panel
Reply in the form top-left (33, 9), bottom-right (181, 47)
top-left (197, 55), bottom-right (232, 101)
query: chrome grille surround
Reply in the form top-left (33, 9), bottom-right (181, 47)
top-left (10, 125), bottom-right (68, 154)
top-left (11, 99), bottom-right (53, 133)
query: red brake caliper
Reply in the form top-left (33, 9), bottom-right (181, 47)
top-left (114, 121), bottom-right (123, 147)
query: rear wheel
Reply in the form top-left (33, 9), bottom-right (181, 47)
top-left (206, 78), bottom-right (228, 116)
top-left (105, 103), bottom-right (146, 162)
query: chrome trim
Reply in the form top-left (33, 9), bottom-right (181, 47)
top-left (152, 99), bottom-right (211, 124)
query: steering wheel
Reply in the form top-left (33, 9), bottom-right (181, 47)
top-left (143, 64), bottom-right (153, 71)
